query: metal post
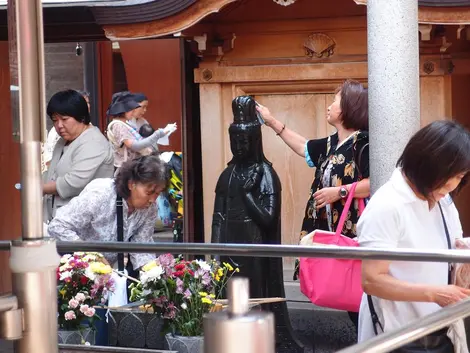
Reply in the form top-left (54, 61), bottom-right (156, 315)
top-left (367, 0), bottom-right (420, 193)
top-left (7, 1), bottom-right (60, 352)
top-left (203, 278), bottom-right (275, 353)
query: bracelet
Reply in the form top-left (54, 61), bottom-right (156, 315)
top-left (276, 124), bottom-right (286, 136)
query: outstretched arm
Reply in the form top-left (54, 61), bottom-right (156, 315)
top-left (256, 105), bottom-right (307, 157)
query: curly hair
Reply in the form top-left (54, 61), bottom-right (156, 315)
top-left (115, 154), bottom-right (169, 199)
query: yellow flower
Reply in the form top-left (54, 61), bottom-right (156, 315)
top-left (223, 262), bottom-right (234, 271)
top-left (142, 261), bottom-right (157, 272)
top-left (235, 268), bottom-right (240, 273)
top-left (59, 288), bottom-right (67, 299)
top-left (198, 292), bottom-right (208, 297)
top-left (89, 262), bottom-right (112, 275)
top-left (217, 268), bottom-right (224, 277)
top-left (215, 275), bottom-right (220, 281)
top-left (201, 297), bottom-right (212, 305)
top-left (209, 294), bottom-right (215, 298)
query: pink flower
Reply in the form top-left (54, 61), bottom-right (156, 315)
top-left (75, 293), bottom-right (86, 302)
top-left (64, 310), bottom-right (76, 321)
top-left (158, 254), bottom-right (175, 268)
top-left (79, 304), bottom-right (89, 314)
top-left (84, 307), bottom-right (95, 318)
top-left (68, 299), bottom-right (79, 309)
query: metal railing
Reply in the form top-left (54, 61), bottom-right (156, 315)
top-left (338, 297), bottom-right (470, 353)
top-left (2, 239), bottom-right (469, 352)
top-left (0, 240), bottom-right (467, 263)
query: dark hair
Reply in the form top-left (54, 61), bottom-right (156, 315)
top-left (47, 89), bottom-right (90, 124)
top-left (115, 154), bottom-right (169, 199)
top-left (397, 120), bottom-right (470, 198)
top-left (132, 93), bottom-right (148, 103)
top-left (336, 80), bottom-right (368, 131)
top-left (139, 123), bottom-right (155, 138)
top-left (76, 90), bottom-right (90, 99)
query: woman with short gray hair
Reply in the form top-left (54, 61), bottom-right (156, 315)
top-left (48, 154), bottom-right (169, 270)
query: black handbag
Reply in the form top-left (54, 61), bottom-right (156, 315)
top-left (116, 195), bottom-right (140, 298)
top-left (367, 202), bottom-right (454, 353)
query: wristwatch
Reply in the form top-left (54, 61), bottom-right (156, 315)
top-left (339, 186), bottom-right (348, 199)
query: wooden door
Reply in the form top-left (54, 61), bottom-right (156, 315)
top-left (254, 93), bottom-right (336, 267)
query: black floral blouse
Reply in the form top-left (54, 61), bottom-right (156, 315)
top-left (300, 131), bottom-right (369, 241)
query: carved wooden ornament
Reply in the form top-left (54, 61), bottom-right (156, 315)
top-left (273, 0), bottom-right (298, 5)
top-left (304, 33), bottom-right (336, 58)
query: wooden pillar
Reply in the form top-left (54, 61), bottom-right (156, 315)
top-left (97, 41), bottom-right (114, 132)
top-left (119, 39), bottom-right (182, 152)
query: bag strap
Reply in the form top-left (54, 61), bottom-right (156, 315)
top-left (438, 202), bottom-right (452, 284)
top-left (368, 200), bottom-right (452, 336)
top-left (116, 195), bottom-right (125, 272)
top-left (334, 182), bottom-right (358, 237)
top-left (356, 142), bottom-right (369, 180)
top-left (367, 295), bottom-right (384, 335)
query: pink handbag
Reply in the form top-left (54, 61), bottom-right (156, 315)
top-left (299, 182), bottom-right (365, 312)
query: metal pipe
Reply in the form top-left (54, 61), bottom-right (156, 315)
top-left (9, 1), bottom-right (59, 353)
top-left (16, 0), bottom-right (45, 241)
top-left (48, 241), bottom-right (470, 263)
top-left (2, 240), bottom-right (470, 264)
top-left (338, 298), bottom-right (470, 353)
top-left (204, 278), bottom-right (275, 353)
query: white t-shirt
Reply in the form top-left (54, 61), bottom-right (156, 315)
top-left (357, 168), bottom-right (463, 342)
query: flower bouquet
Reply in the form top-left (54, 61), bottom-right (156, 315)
top-left (57, 252), bottom-right (115, 342)
top-left (129, 254), bottom-right (238, 338)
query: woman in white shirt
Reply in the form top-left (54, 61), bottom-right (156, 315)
top-left (358, 120), bottom-right (470, 352)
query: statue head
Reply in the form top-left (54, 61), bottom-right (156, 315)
top-left (229, 96), bottom-right (264, 163)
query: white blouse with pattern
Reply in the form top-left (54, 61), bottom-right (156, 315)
top-left (47, 178), bottom-right (157, 269)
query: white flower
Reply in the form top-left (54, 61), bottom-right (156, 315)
top-left (84, 267), bottom-right (96, 281)
top-left (84, 342), bottom-right (91, 346)
top-left (59, 271), bottom-right (72, 281)
top-left (82, 254), bottom-right (96, 262)
top-left (181, 303), bottom-right (187, 310)
top-left (75, 293), bottom-right (87, 302)
top-left (59, 264), bottom-right (71, 272)
top-left (140, 265), bottom-right (163, 285)
top-left (195, 260), bottom-right (211, 272)
top-left (60, 254), bottom-right (72, 264)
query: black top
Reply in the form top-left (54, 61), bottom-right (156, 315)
top-left (300, 131), bottom-right (369, 239)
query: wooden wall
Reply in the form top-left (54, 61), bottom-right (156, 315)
top-left (119, 39), bottom-right (183, 152)
top-left (195, 12), bottom-right (468, 268)
top-left (451, 74), bottom-right (470, 235)
top-left (0, 41), bottom-right (21, 294)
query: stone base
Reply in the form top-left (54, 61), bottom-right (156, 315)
top-left (107, 310), bottom-right (165, 349)
top-left (59, 344), bottom-right (176, 353)
top-left (164, 334), bottom-right (203, 353)
top-left (58, 328), bottom-right (95, 345)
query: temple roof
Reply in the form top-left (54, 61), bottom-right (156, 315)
top-left (419, 0), bottom-right (470, 6)
top-left (0, 0), bottom-right (470, 42)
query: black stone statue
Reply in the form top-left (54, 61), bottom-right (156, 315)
top-left (212, 96), bottom-right (305, 353)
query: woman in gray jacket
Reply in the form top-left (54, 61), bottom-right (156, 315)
top-left (43, 89), bottom-right (114, 222)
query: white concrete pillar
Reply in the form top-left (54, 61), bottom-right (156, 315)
top-left (367, 0), bottom-right (420, 193)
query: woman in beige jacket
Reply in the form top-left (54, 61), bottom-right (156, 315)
top-left (43, 89), bottom-right (114, 222)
